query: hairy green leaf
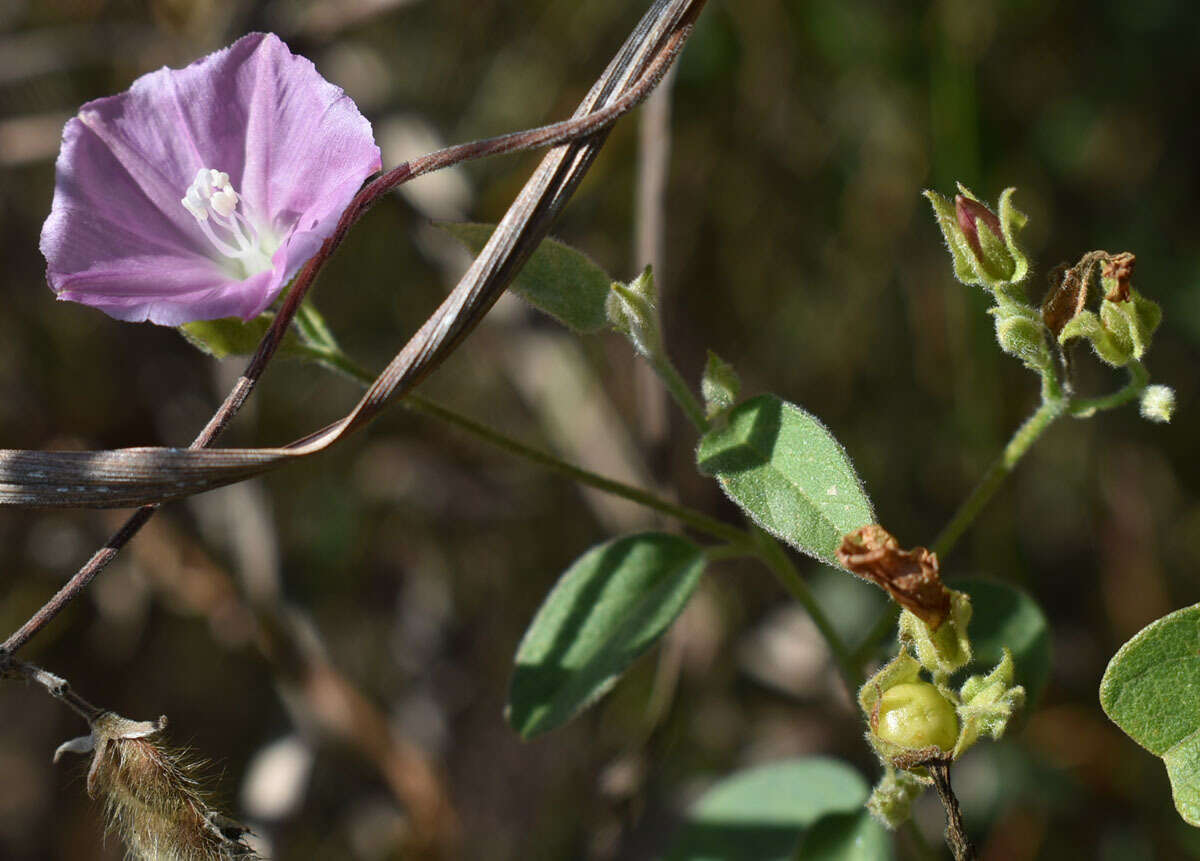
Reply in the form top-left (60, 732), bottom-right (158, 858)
top-left (507, 533), bottom-right (705, 739)
top-left (1100, 604), bottom-right (1200, 826)
top-left (439, 222), bottom-right (613, 333)
top-left (696, 394), bottom-right (873, 566)
top-left (665, 758), bottom-right (870, 861)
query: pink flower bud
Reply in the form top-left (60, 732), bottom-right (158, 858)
top-left (954, 195), bottom-right (1003, 258)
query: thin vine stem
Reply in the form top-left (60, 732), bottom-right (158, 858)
top-left (1069, 360), bottom-right (1149, 417)
top-left (930, 394), bottom-right (1067, 559)
top-left (295, 341), bottom-right (750, 547)
top-left (650, 354), bottom-right (708, 433)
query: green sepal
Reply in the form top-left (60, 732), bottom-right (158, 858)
top-left (1100, 289), bottom-right (1161, 362)
top-left (995, 186), bottom-right (1030, 285)
top-left (898, 590), bottom-right (973, 680)
top-left (952, 647), bottom-right (1026, 758)
top-left (1059, 310), bottom-right (1130, 366)
top-left (180, 315), bottom-right (275, 359)
top-left (1059, 287), bottom-right (1161, 367)
top-left (606, 267), bottom-right (661, 359)
top-left (989, 302), bottom-right (1052, 373)
top-left (972, 201), bottom-right (1018, 283)
top-left (700, 350), bottom-right (741, 422)
top-left (923, 190), bottom-right (979, 287)
top-left (866, 767), bottom-right (927, 829)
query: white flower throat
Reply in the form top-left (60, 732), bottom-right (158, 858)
top-left (181, 168), bottom-right (275, 277)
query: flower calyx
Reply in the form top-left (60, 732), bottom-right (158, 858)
top-left (1046, 251), bottom-right (1162, 367)
top-left (607, 266), bottom-right (662, 360)
top-left (925, 185), bottom-right (1029, 293)
top-left (701, 350), bottom-right (741, 423)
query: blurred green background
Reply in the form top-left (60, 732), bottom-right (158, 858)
top-left (2, 0), bottom-right (1200, 858)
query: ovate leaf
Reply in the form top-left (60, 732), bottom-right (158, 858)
top-left (696, 394), bottom-right (873, 566)
top-left (957, 578), bottom-right (1051, 705)
top-left (507, 533), bottom-right (705, 739)
top-left (439, 222), bottom-right (612, 333)
top-left (1100, 604), bottom-right (1200, 825)
top-left (665, 758), bottom-right (869, 861)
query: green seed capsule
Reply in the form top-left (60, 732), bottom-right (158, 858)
top-left (874, 683), bottom-right (959, 751)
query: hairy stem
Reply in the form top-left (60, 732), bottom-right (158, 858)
top-left (650, 353), bottom-right (709, 433)
top-left (928, 761), bottom-right (976, 861)
top-left (299, 341), bottom-right (749, 547)
top-left (931, 394), bottom-right (1067, 559)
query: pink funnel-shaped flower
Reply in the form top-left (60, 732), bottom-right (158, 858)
top-left (40, 33), bottom-right (382, 326)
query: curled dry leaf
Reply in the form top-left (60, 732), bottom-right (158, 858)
top-left (837, 525), bottom-right (951, 629)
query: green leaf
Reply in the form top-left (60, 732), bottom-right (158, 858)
top-left (696, 394), bottom-right (874, 566)
top-left (665, 758), bottom-right (870, 861)
top-left (439, 222), bottom-right (613, 333)
top-left (794, 810), bottom-right (894, 861)
top-left (1100, 604), bottom-right (1200, 826)
top-left (957, 578), bottom-right (1051, 705)
top-left (507, 533), bottom-right (705, 739)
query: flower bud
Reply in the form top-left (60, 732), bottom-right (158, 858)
top-left (990, 303), bottom-right (1053, 373)
top-left (955, 195), bottom-right (1002, 260)
top-left (606, 267), bottom-right (662, 360)
top-left (873, 682), bottom-right (960, 751)
top-left (925, 186), bottom-right (1029, 292)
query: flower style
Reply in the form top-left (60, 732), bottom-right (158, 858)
top-left (40, 33), bottom-right (381, 326)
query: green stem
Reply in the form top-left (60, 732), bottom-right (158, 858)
top-left (650, 353), bottom-right (709, 433)
top-left (931, 394), bottom-right (1067, 559)
top-left (1069, 360), bottom-right (1148, 417)
top-left (293, 342), bottom-right (749, 547)
top-left (752, 531), bottom-right (862, 691)
top-left (405, 395), bottom-right (749, 546)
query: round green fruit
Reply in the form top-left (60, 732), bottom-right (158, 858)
top-left (874, 682), bottom-right (959, 751)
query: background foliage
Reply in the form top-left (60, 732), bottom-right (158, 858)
top-left (2, 0), bottom-right (1200, 857)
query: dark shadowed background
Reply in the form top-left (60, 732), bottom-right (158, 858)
top-left (2, 0), bottom-right (1200, 858)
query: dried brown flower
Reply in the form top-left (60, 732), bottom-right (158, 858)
top-left (837, 525), bottom-right (951, 629)
top-left (1102, 251), bottom-right (1136, 302)
top-left (1040, 261), bottom-right (1089, 338)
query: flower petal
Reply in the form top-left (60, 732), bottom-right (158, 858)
top-left (40, 32), bottom-right (381, 325)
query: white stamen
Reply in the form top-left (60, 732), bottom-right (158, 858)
top-left (180, 167), bottom-right (273, 275)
